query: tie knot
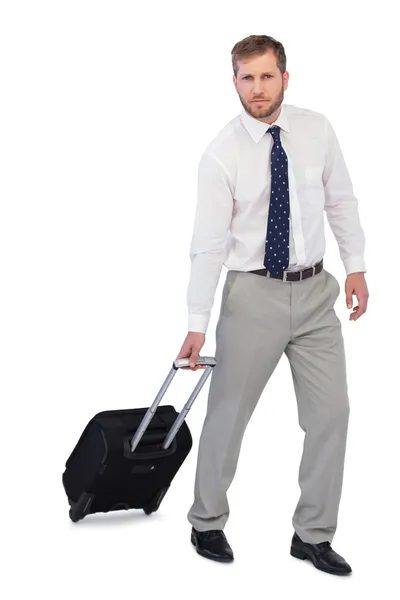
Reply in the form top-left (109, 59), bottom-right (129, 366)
top-left (268, 125), bottom-right (281, 143)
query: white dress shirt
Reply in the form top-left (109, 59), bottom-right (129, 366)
top-left (186, 103), bottom-right (366, 335)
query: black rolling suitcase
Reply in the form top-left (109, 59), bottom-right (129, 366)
top-left (62, 356), bottom-right (216, 522)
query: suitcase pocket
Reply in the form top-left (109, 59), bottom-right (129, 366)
top-left (123, 429), bottom-right (178, 459)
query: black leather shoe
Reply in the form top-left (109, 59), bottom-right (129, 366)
top-left (290, 532), bottom-right (352, 575)
top-left (191, 527), bottom-right (234, 562)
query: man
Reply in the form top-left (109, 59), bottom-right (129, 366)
top-left (176, 34), bottom-right (369, 575)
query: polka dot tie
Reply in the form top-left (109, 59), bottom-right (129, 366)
top-left (263, 125), bottom-right (290, 275)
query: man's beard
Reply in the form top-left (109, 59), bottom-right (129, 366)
top-left (239, 85), bottom-right (284, 120)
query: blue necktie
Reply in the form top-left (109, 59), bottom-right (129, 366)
top-left (263, 125), bottom-right (290, 275)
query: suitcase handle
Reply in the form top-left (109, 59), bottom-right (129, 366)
top-left (129, 355), bottom-right (217, 453)
top-left (173, 356), bottom-right (217, 370)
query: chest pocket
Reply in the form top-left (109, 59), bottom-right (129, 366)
top-left (300, 166), bottom-right (325, 215)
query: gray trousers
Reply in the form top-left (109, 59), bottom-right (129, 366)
top-left (187, 267), bottom-right (350, 544)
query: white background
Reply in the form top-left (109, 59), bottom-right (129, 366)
top-left (1, 0), bottom-right (399, 598)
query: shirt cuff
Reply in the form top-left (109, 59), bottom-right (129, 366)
top-left (188, 313), bottom-right (210, 335)
top-left (343, 255), bottom-right (367, 275)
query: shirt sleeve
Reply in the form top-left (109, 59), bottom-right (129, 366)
top-left (322, 117), bottom-right (367, 275)
top-left (186, 152), bottom-right (234, 334)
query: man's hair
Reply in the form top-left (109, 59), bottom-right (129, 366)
top-left (231, 34), bottom-right (287, 77)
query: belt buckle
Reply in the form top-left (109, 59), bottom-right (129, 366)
top-left (282, 271), bottom-right (288, 282)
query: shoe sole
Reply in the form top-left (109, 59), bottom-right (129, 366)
top-left (191, 533), bottom-right (234, 563)
top-left (290, 547), bottom-right (351, 576)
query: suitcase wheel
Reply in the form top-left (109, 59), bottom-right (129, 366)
top-left (69, 507), bottom-right (80, 522)
top-left (143, 486), bottom-right (169, 515)
top-left (68, 492), bottom-right (93, 523)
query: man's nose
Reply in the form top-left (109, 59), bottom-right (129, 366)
top-left (252, 80), bottom-right (263, 94)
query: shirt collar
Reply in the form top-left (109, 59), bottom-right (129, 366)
top-left (240, 103), bottom-right (290, 144)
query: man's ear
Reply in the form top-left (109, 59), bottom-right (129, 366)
top-left (283, 71), bottom-right (289, 91)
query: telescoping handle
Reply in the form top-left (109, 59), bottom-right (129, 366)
top-left (129, 356), bottom-right (217, 453)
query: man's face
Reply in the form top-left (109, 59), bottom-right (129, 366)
top-left (233, 51), bottom-right (289, 122)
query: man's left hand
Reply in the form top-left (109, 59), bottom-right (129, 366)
top-left (345, 272), bottom-right (369, 321)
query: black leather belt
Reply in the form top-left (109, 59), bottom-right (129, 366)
top-left (248, 259), bottom-right (324, 282)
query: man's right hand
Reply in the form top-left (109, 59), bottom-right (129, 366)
top-left (176, 331), bottom-right (206, 371)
